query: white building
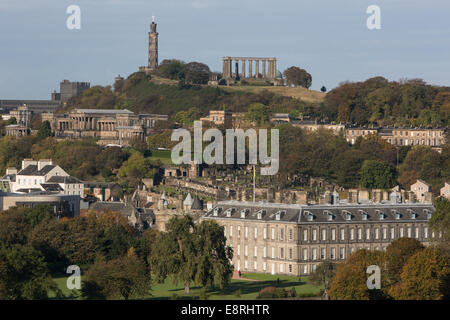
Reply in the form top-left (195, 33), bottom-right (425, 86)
top-left (2, 159), bottom-right (84, 197)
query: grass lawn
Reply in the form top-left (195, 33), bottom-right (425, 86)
top-left (223, 85), bottom-right (325, 104)
top-left (149, 149), bottom-right (173, 165)
top-left (49, 273), bottom-right (322, 300)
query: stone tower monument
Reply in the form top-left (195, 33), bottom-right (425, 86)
top-left (148, 16), bottom-right (158, 70)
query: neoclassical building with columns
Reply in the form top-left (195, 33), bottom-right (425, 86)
top-left (41, 109), bottom-right (168, 146)
top-left (222, 57), bottom-right (277, 81)
top-left (202, 197), bottom-right (436, 276)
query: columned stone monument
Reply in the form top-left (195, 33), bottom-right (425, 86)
top-left (222, 57), bottom-right (277, 81)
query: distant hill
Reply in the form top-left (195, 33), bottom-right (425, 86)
top-left (63, 72), bottom-right (316, 118)
top-left (223, 85), bottom-right (325, 104)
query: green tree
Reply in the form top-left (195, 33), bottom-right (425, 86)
top-left (7, 117), bottom-right (17, 125)
top-left (99, 224), bottom-right (135, 260)
top-left (321, 86), bottom-right (327, 93)
top-left (283, 66), bottom-right (312, 88)
top-left (429, 197), bottom-right (450, 257)
top-left (157, 59), bottom-right (186, 80)
top-left (0, 208), bottom-right (32, 245)
top-left (117, 152), bottom-right (157, 192)
top-left (151, 215), bottom-right (233, 293)
top-left (82, 249), bottom-right (151, 300)
top-left (244, 103), bottom-right (272, 126)
top-left (30, 217), bottom-right (103, 271)
top-left (309, 260), bottom-right (337, 298)
top-left (398, 146), bottom-right (443, 191)
top-left (0, 244), bottom-right (56, 300)
top-left (359, 160), bottom-right (397, 189)
top-left (193, 220), bottom-right (234, 289)
top-left (184, 62), bottom-right (210, 85)
top-left (37, 121), bottom-right (52, 140)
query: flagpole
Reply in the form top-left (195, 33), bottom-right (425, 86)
top-left (253, 165), bottom-right (256, 202)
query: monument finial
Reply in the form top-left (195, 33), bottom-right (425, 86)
top-left (152, 15), bottom-right (155, 23)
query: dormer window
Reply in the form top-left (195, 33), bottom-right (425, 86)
top-left (392, 210), bottom-right (401, 220)
top-left (225, 208), bottom-right (235, 217)
top-left (257, 209), bottom-right (266, 220)
top-left (304, 211), bottom-right (314, 222)
top-left (408, 209), bottom-right (417, 219)
top-left (241, 208), bottom-right (249, 219)
top-left (275, 210), bottom-right (286, 221)
top-left (424, 209), bottom-right (432, 220)
top-left (342, 210), bottom-right (352, 221)
top-left (213, 207), bottom-right (222, 217)
top-left (324, 210), bottom-right (334, 221)
top-left (376, 210), bottom-right (385, 220)
top-left (359, 210), bottom-right (368, 221)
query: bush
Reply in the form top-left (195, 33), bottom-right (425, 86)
top-left (257, 286), bottom-right (288, 299)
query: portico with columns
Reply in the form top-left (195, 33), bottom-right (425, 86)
top-left (222, 57), bottom-right (277, 81)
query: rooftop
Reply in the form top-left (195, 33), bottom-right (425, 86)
top-left (73, 109), bottom-right (133, 114)
top-left (203, 200), bottom-right (434, 224)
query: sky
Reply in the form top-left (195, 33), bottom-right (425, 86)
top-left (0, 0), bottom-right (449, 99)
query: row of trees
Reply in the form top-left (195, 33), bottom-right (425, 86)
top-left (321, 77), bottom-right (450, 126)
top-left (277, 124), bottom-right (449, 192)
top-left (0, 135), bottom-right (161, 193)
top-left (0, 204), bottom-right (233, 300)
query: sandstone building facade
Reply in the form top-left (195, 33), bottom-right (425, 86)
top-left (203, 198), bottom-right (435, 276)
top-left (41, 108), bottom-right (168, 146)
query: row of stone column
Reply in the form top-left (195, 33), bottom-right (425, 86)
top-left (222, 58), bottom-right (277, 80)
top-left (68, 117), bottom-right (117, 131)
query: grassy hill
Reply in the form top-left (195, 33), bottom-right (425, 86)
top-left (223, 85), bottom-right (325, 104)
top-left (65, 72), bottom-right (318, 118)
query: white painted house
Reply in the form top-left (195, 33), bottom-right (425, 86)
top-left (3, 159), bottom-right (84, 197)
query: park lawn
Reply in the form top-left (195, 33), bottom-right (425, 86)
top-left (149, 149), bottom-right (173, 165)
top-left (49, 273), bottom-right (322, 300)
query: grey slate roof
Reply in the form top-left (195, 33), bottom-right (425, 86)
top-left (203, 200), bottom-right (435, 224)
top-left (41, 183), bottom-right (64, 192)
top-left (74, 109), bottom-right (133, 114)
top-left (89, 201), bottom-right (134, 216)
top-left (47, 176), bottom-right (82, 184)
top-left (191, 196), bottom-right (203, 210)
top-left (17, 164), bottom-right (56, 176)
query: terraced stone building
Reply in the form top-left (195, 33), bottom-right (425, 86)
top-left (202, 195), bottom-right (436, 276)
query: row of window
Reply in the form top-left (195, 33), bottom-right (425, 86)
top-left (236, 260), bottom-right (294, 274)
top-left (235, 245), bottom-right (294, 260)
top-left (224, 225), bottom-right (294, 241)
top-left (302, 246), bottom-right (381, 261)
top-left (390, 138), bottom-right (443, 146)
top-left (302, 226), bottom-right (432, 242)
top-left (393, 130), bottom-right (442, 137)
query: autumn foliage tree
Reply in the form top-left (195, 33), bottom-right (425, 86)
top-left (384, 238), bottom-right (424, 285)
top-left (328, 249), bottom-right (387, 300)
top-left (388, 247), bottom-right (450, 300)
top-left (283, 66), bottom-right (312, 88)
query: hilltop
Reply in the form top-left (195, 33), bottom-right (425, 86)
top-left (223, 85), bottom-right (325, 104)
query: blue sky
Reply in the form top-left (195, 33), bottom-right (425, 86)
top-left (1, 0), bottom-right (449, 99)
